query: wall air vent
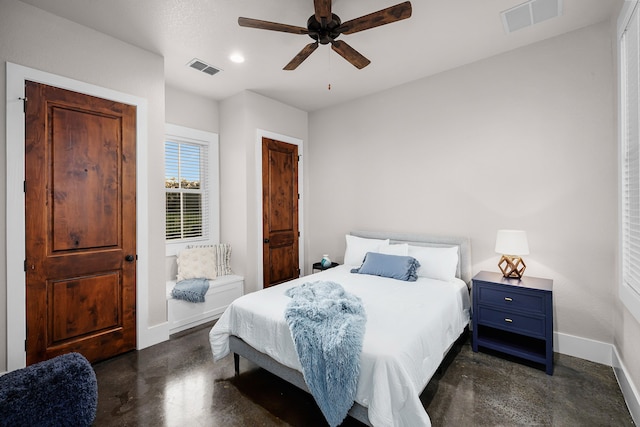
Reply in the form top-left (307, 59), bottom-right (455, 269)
top-left (501, 0), bottom-right (562, 33)
top-left (187, 58), bottom-right (222, 76)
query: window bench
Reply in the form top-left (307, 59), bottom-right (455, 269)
top-left (166, 274), bottom-right (244, 334)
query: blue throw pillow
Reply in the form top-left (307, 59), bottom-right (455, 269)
top-left (350, 252), bottom-right (420, 281)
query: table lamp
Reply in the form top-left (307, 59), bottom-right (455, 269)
top-left (495, 229), bottom-right (529, 279)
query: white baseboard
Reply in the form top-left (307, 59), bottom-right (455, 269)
top-left (555, 331), bottom-right (639, 425)
top-left (554, 331), bottom-right (613, 365)
top-left (613, 347), bottom-right (640, 425)
top-left (137, 321), bottom-right (170, 350)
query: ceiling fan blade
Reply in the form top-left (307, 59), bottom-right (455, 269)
top-left (314, 0), bottom-right (332, 23)
top-left (284, 42), bottom-right (319, 70)
top-left (331, 40), bottom-right (371, 69)
top-left (238, 17), bottom-right (308, 35)
top-left (337, 1), bottom-right (412, 35)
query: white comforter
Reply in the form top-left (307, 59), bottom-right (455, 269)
top-left (209, 265), bottom-right (471, 427)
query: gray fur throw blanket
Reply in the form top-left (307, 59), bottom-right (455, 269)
top-left (172, 278), bottom-right (209, 303)
top-left (285, 281), bottom-right (367, 427)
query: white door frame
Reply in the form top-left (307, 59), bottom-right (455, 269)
top-left (5, 62), bottom-right (150, 370)
top-left (255, 129), bottom-right (304, 289)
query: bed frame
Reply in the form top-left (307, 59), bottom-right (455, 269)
top-left (229, 231), bottom-right (472, 426)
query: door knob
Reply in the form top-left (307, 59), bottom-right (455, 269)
top-left (264, 238), bottom-right (270, 244)
top-left (125, 255), bottom-right (135, 262)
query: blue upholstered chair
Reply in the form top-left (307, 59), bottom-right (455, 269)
top-left (0, 352), bottom-right (98, 426)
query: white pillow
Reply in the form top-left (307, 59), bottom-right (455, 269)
top-left (187, 243), bottom-right (232, 276)
top-left (344, 235), bottom-right (390, 266)
top-left (408, 245), bottom-right (459, 281)
top-left (177, 247), bottom-right (217, 281)
top-left (378, 243), bottom-right (409, 256)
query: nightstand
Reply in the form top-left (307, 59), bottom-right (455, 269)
top-left (472, 271), bottom-right (554, 375)
top-left (312, 262), bottom-right (339, 273)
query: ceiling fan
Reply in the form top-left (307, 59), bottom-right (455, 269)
top-left (238, 1), bottom-right (412, 70)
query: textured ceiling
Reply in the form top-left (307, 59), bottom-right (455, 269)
top-left (19, 0), bottom-right (620, 111)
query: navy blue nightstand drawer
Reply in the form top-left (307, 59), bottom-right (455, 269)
top-left (476, 283), bottom-right (545, 314)
top-left (476, 305), bottom-right (545, 338)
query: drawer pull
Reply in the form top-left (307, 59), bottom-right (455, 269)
top-left (504, 297), bottom-right (513, 302)
top-left (505, 318), bottom-right (513, 323)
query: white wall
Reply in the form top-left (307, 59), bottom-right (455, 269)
top-left (308, 22), bottom-right (620, 354)
top-left (0, 0), bottom-right (167, 368)
top-left (164, 86), bottom-right (220, 281)
top-left (165, 85), bottom-right (220, 133)
top-left (220, 91), bottom-right (308, 292)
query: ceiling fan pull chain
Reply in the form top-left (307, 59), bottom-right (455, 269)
top-left (328, 45), bottom-right (332, 90)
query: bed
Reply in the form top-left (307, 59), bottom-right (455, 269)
top-left (209, 231), bottom-right (472, 427)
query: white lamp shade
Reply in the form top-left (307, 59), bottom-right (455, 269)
top-left (495, 230), bottom-right (529, 255)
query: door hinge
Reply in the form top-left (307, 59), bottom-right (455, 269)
top-left (24, 339), bottom-right (27, 351)
top-left (298, 155), bottom-right (301, 161)
top-left (298, 193), bottom-right (300, 199)
top-left (24, 260), bottom-right (27, 272)
top-left (23, 181), bottom-right (26, 193)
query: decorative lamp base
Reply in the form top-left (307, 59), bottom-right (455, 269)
top-left (498, 255), bottom-right (526, 279)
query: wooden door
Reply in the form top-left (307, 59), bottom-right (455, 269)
top-left (24, 81), bottom-right (137, 365)
top-left (262, 138), bottom-right (299, 287)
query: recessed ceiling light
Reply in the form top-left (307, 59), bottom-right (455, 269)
top-left (230, 53), bottom-right (245, 64)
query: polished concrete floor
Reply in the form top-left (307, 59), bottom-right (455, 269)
top-left (92, 321), bottom-right (634, 426)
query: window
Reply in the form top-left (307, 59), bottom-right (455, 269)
top-left (165, 140), bottom-right (206, 240)
top-left (619, 0), bottom-right (640, 322)
top-left (165, 124), bottom-right (219, 256)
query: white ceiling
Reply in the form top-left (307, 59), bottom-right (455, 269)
top-left (19, 0), bottom-right (620, 112)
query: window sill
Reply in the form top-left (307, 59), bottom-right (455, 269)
top-left (620, 282), bottom-right (640, 324)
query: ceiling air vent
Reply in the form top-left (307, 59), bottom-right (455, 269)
top-left (501, 0), bottom-right (563, 33)
top-left (187, 58), bottom-right (221, 76)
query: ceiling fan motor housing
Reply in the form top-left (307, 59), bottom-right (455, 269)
top-left (307, 14), bottom-right (342, 44)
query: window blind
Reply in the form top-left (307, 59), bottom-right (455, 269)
top-left (622, 4), bottom-right (640, 296)
top-left (165, 139), bottom-right (209, 241)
